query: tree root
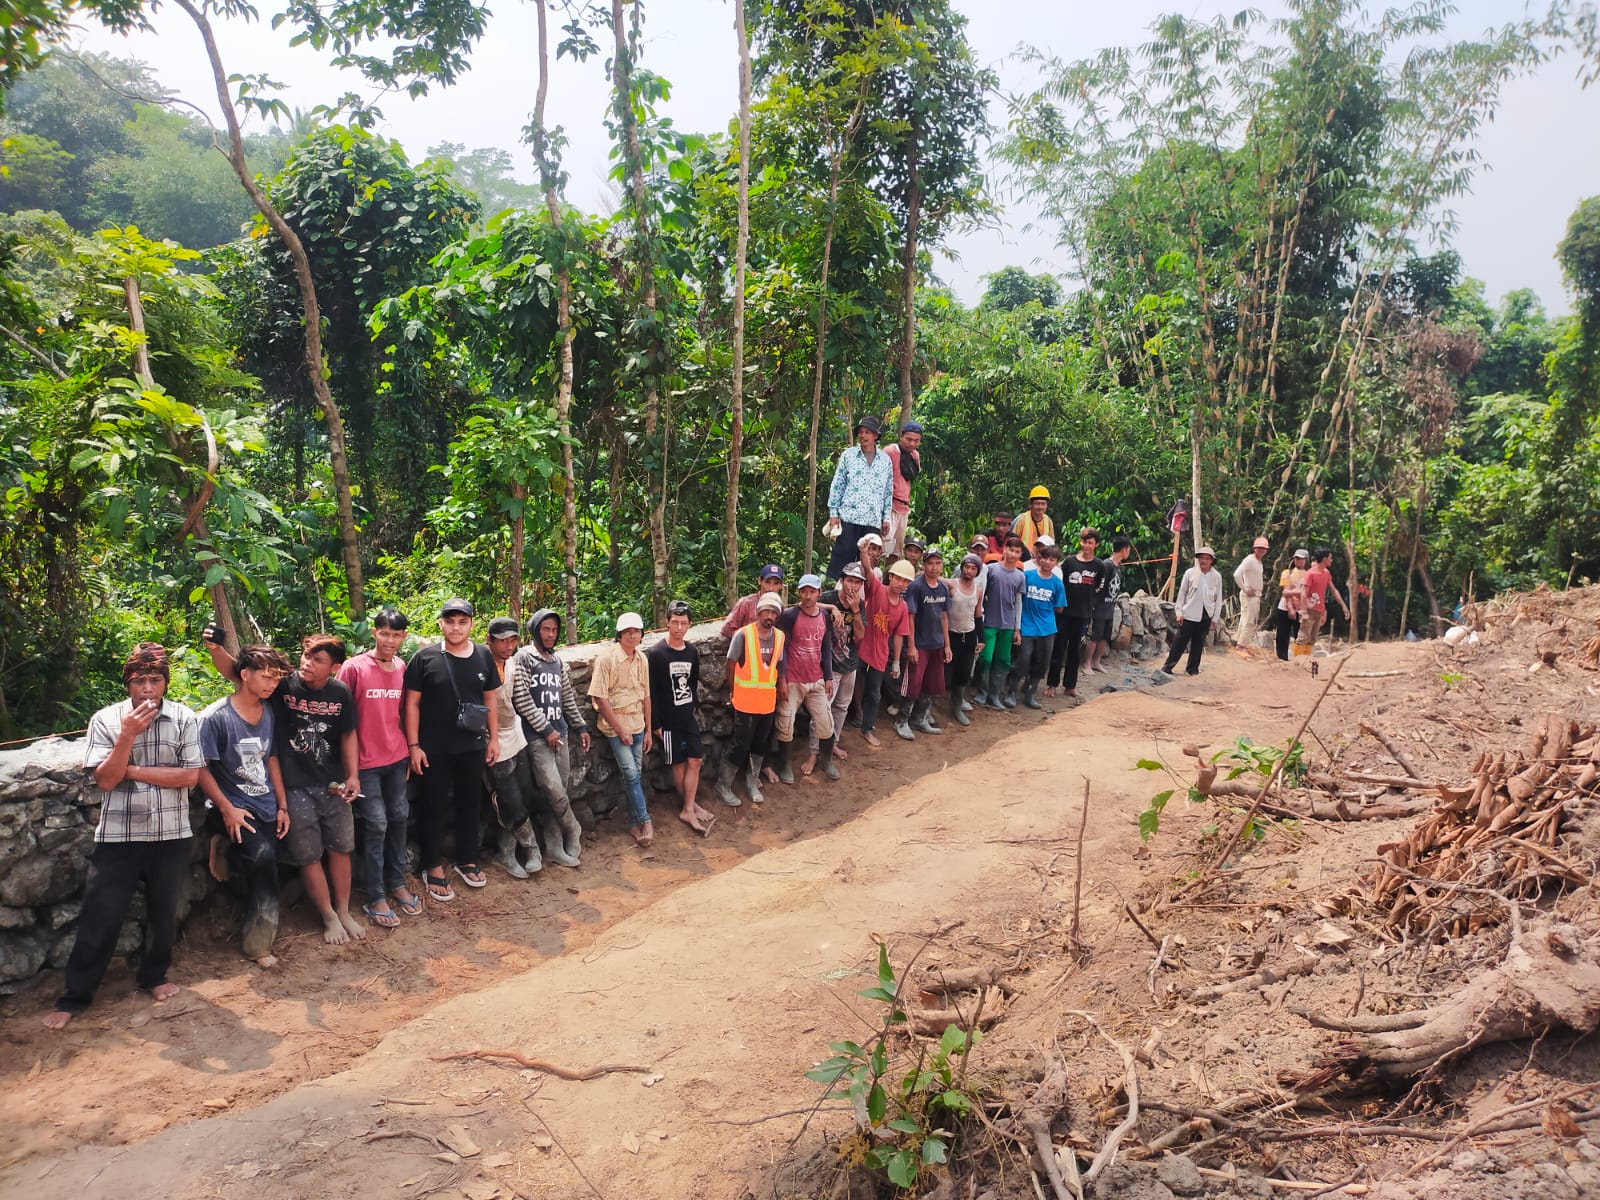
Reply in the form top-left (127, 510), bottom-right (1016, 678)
top-left (1291, 918), bottom-right (1600, 1084)
top-left (428, 1048), bottom-right (653, 1079)
top-left (1188, 956), bottom-right (1317, 1003)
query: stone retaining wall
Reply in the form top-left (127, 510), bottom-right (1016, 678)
top-left (0, 608), bottom-right (1180, 993)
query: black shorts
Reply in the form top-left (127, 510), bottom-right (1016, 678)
top-left (659, 727), bottom-right (704, 765)
top-left (1090, 613), bottom-right (1115, 642)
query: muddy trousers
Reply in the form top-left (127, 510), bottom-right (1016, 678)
top-left (1010, 633), bottom-right (1055, 689)
top-left (54, 838), bottom-right (189, 1012)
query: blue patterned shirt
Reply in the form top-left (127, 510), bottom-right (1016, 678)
top-left (827, 445), bottom-right (894, 528)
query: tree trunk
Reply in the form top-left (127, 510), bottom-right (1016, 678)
top-left (804, 174), bottom-right (838, 576)
top-left (1416, 556), bottom-right (1444, 637)
top-left (532, 0), bottom-right (580, 642)
top-left (611, 0), bottom-right (669, 622)
top-left (1188, 409), bottom-right (1204, 553)
top-left (725, 0), bottom-right (752, 609)
top-left (123, 275), bottom-right (241, 654)
top-left (896, 132), bottom-right (921, 428)
top-left (174, 0), bottom-right (364, 616)
top-left (509, 481), bottom-right (526, 622)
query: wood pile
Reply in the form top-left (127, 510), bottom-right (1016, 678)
top-left (1370, 715), bottom-right (1598, 938)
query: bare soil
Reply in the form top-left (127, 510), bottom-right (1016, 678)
top-left (4, 589), bottom-right (1599, 1200)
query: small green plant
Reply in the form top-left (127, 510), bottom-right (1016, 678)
top-left (805, 942), bottom-right (982, 1190)
top-left (1133, 735), bottom-right (1306, 841)
top-left (1440, 671), bottom-right (1465, 690)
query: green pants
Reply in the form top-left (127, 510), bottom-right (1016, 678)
top-left (980, 627), bottom-right (1015, 672)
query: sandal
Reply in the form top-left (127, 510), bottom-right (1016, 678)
top-left (454, 863), bottom-right (488, 889)
top-left (362, 901), bottom-right (401, 929)
top-left (424, 872), bottom-right (455, 902)
top-left (392, 888), bottom-right (423, 917)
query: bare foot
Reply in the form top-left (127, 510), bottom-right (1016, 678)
top-left (150, 982), bottom-right (181, 1002)
top-left (207, 834), bottom-right (230, 883)
top-left (338, 910), bottom-right (368, 940)
top-left (862, 731), bottom-right (882, 748)
top-left (1042, 686), bottom-right (1058, 697)
top-left (800, 754), bottom-right (817, 777)
top-left (254, 954), bottom-right (279, 969)
top-left (677, 809), bottom-right (707, 834)
top-left (692, 802), bottom-right (718, 826)
top-left (761, 766), bottom-right (780, 785)
top-left (322, 912), bottom-right (351, 945)
top-left (833, 745), bottom-right (850, 762)
top-left (42, 1009), bottom-right (73, 1030)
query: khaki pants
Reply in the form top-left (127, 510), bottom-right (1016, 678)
top-left (776, 678), bottom-right (835, 742)
top-left (1236, 593), bottom-right (1261, 646)
top-left (1297, 607), bottom-right (1325, 646)
top-left (886, 509), bottom-right (910, 557)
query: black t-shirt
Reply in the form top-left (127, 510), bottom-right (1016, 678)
top-left (1061, 555), bottom-right (1109, 620)
top-left (646, 640), bottom-right (701, 735)
top-left (404, 642), bottom-right (500, 754)
top-left (271, 674), bottom-right (357, 789)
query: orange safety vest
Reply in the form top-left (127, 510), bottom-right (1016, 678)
top-left (731, 624), bottom-right (785, 714)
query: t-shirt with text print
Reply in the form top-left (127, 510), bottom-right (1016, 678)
top-left (269, 672), bottom-right (357, 789)
top-left (339, 650), bottom-right (408, 770)
top-left (1020, 568), bottom-right (1067, 638)
top-left (200, 697), bottom-right (277, 821)
top-left (646, 640), bottom-right (701, 735)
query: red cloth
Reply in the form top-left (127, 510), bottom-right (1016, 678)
top-left (903, 647), bottom-right (946, 699)
top-left (1302, 564), bottom-right (1332, 613)
top-left (859, 569), bottom-right (910, 673)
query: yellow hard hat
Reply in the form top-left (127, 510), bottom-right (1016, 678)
top-left (1029, 485), bottom-right (1051, 500)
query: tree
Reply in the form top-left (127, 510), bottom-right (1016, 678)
top-left (427, 142), bottom-right (541, 223)
top-left (725, 0), bottom-right (752, 608)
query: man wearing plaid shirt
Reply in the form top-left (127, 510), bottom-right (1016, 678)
top-left (44, 643), bottom-right (202, 1029)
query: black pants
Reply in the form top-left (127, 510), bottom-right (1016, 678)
top-left (949, 629), bottom-right (979, 688)
top-left (224, 812), bottom-right (281, 957)
top-left (1010, 633), bottom-right (1055, 688)
top-left (1047, 615), bottom-right (1089, 690)
top-left (55, 838), bottom-right (190, 1012)
top-left (1274, 610), bottom-right (1299, 661)
top-left (1165, 611), bottom-right (1212, 674)
top-left (486, 751), bottom-right (534, 831)
top-left (825, 521), bottom-right (878, 579)
top-left (859, 665), bottom-right (889, 734)
top-left (419, 744), bottom-right (485, 872)
top-left (729, 709), bottom-right (775, 766)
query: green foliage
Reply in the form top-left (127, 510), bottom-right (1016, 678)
top-left (1132, 736), bottom-right (1304, 842)
top-left (804, 943), bottom-right (981, 1191)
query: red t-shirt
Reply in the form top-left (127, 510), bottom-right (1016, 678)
top-left (858, 570), bottom-right (911, 672)
top-left (338, 651), bottom-right (409, 770)
top-left (884, 443), bottom-right (919, 514)
top-left (786, 609), bottom-right (827, 684)
top-left (1302, 565), bottom-right (1332, 614)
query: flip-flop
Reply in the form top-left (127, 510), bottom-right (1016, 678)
top-left (362, 901), bottom-right (401, 929)
top-left (424, 873), bottom-right (455, 902)
top-left (697, 813), bottom-right (717, 837)
top-left (454, 864), bottom-right (488, 888)
top-left (392, 889), bottom-right (423, 917)
top-left (677, 812), bottom-right (708, 835)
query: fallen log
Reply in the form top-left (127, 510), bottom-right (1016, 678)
top-left (1359, 721), bottom-right (1423, 780)
top-left (1292, 919), bottom-right (1600, 1083)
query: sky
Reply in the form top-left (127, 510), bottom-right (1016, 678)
top-left (78, 0), bottom-right (1600, 315)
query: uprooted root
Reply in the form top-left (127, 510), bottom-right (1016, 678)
top-left (1290, 918), bottom-right (1600, 1084)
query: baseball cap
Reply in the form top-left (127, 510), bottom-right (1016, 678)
top-left (922, 546), bottom-right (943, 560)
top-left (487, 616), bottom-right (520, 639)
top-left (1253, 536), bottom-right (1270, 549)
top-left (899, 420), bottom-right (924, 434)
top-left (798, 573), bottom-right (822, 590)
top-left (857, 532), bottom-right (884, 549)
top-left (667, 599), bottom-right (692, 618)
top-left (969, 536), bottom-right (989, 550)
top-left (841, 563), bottom-right (867, 581)
top-left (616, 611), bottom-right (644, 633)
top-left (1196, 545), bottom-right (1217, 559)
top-left (1035, 534), bottom-right (1056, 548)
top-left (441, 598), bottom-right (474, 618)
top-left (1293, 548), bottom-right (1309, 559)
top-left (759, 563), bottom-right (784, 581)
top-left (756, 592), bottom-right (783, 613)
top-left (904, 536), bottom-right (925, 552)
top-left (888, 559), bottom-right (916, 580)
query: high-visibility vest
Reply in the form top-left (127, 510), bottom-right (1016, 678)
top-left (731, 624), bottom-right (785, 714)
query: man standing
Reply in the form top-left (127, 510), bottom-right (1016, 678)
top-left (717, 593), bottom-right (786, 805)
top-left (339, 609), bottom-right (422, 925)
top-left (975, 535), bottom-right (1026, 710)
top-left (1164, 547), bottom-right (1224, 676)
top-left (1013, 543), bottom-right (1067, 709)
top-left (511, 609), bottom-right (588, 866)
top-left (982, 511), bottom-right (1013, 561)
top-left (824, 415), bottom-right (894, 579)
top-left (404, 599), bottom-right (499, 901)
top-left (197, 643), bottom-right (294, 966)
top-left (811, 562), bottom-right (866, 775)
top-left (590, 612), bottom-right (654, 846)
top-left (903, 547), bottom-right (952, 735)
top-left (204, 630), bottom-right (363, 945)
top-left (649, 600), bottom-right (717, 835)
top-left (1047, 528), bottom-right (1107, 699)
top-left (1233, 537), bottom-right (1270, 649)
top-left (772, 574), bottom-right (839, 784)
top-left (485, 617), bottom-right (543, 879)
top-left (1012, 486), bottom-right (1055, 555)
top-left (857, 557), bottom-right (914, 745)
top-left (1086, 535), bottom-right (1132, 674)
top-left (721, 564), bottom-right (785, 638)
top-left (883, 420), bottom-right (923, 560)
top-left (1296, 548), bottom-right (1351, 657)
top-left (43, 643), bottom-right (203, 1029)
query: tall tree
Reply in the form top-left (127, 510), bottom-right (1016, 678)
top-left (725, 0), bottom-right (752, 608)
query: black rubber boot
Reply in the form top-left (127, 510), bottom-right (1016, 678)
top-left (949, 686), bottom-right (970, 726)
top-left (817, 736), bottom-right (840, 780)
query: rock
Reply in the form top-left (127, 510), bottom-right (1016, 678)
top-left (1155, 1154), bottom-right (1205, 1196)
top-left (0, 927), bottom-right (49, 982)
top-left (41, 900), bottom-right (81, 930)
top-left (1531, 1162), bottom-right (1580, 1200)
top-left (0, 905), bottom-right (34, 929)
top-left (1089, 1163), bottom-right (1174, 1200)
top-left (1565, 1162), bottom-right (1600, 1192)
top-left (0, 850), bottom-right (86, 906)
top-left (1232, 1176), bottom-right (1274, 1199)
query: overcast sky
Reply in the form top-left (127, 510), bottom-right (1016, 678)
top-left (79, 0), bottom-right (1598, 314)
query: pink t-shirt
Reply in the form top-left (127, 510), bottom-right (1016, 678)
top-left (786, 609), bottom-right (827, 684)
top-left (338, 650), bottom-right (409, 770)
top-left (1301, 565), bottom-right (1332, 614)
top-left (884, 443), bottom-right (919, 514)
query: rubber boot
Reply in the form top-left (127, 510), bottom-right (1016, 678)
top-left (817, 736), bottom-right (840, 781)
top-left (745, 755), bottom-right (766, 804)
top-left (512, 818), bottom-right (544, 873)
top-left (959, 688), bottom-right (974, 713)
top-left (774, 738), bottom-right (795, 785)
top-left (539, 813), bottom-right (580, 868)
top-left (1002, 675), bottom-right (1019, 708)
top-left (715, 758), bottom-right (742, 807)
top-left (984, 667), bottom-right (1007, 711)
top-left (1022, 682), bottom-right (1042, 710)
top-left (949, 686), bottom-right (970, 727)
top-left (559, 810), bottom-right (584, 864)
top-left (894, 713), bottom-right (915, 741)
top-left (922, 697), bottom-right (942, 732)
top-left (910, 697), bottom-right (942, 735)
top-left (970, 667), bottom-right (990, 707)
top-left (496, 828), bottom-right (529, 879)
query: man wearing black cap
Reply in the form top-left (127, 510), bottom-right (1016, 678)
top-left (404, 599), bottom-right (500, 901)
top-left (884, 421), bottom-right (923, 560)
top-left (485, 617), bottom-right (544, 878)
top-left (721, 563), bottom-right (786, 639)
top-left (824, 414), bottom-right (894, 580)
top-left (43, 643), bottom-right (203, 1029)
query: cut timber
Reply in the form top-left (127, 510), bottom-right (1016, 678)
top-left (1294, 919), bottom-right (1600, 1082)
